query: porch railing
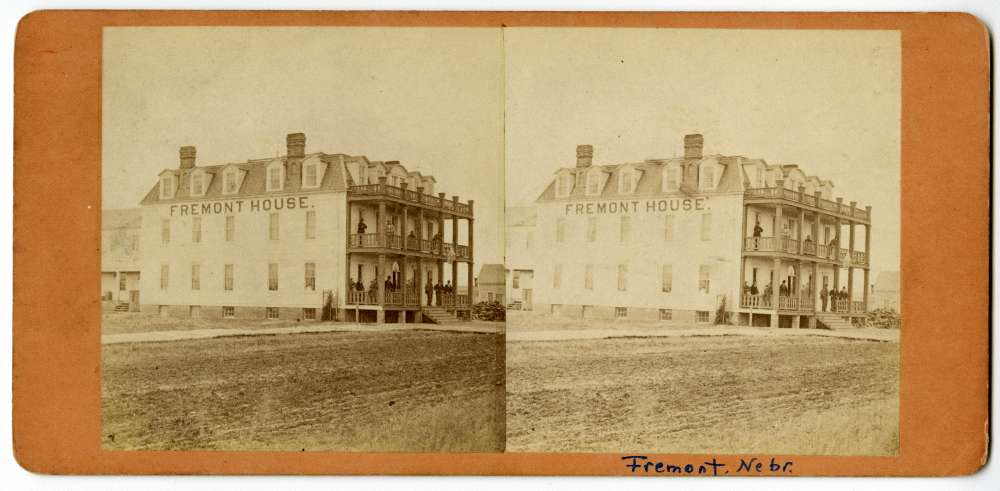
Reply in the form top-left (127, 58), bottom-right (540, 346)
top-left (347, 290), bottom-right (378, 305)
top-left (745, 187), bottom-right (869, 222)
top-left (833, 299), bottom-right (866, 314)
top-left (742, 294), bottom-right (815, 311)
top-left (348, 183), bottom-right (473, 215)
top-left (441, 293), bottom-right (470, 307)
top-left (741, 294), bottom-right (772, 309)
top-left (744, 236), bottom-right (867, 266)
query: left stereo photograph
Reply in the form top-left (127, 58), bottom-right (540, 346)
top-left (99, 27), bottom-right (507, 452)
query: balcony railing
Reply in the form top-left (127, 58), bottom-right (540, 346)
top-left (833, 299), bottom-right (866, 314)
top-left (347, 288), bottom-right (420, 306)
top-left (742, 294), bottom-right (815, 311)
top-left (745, 187), bottom-right (869, 221)
top-left (441, 293), bottom-right (470, 307)
top-left (348, 183), bottom-right (473, 216)
top-left (744, 236), bottom-right (868, 266)
top-left (350, 233), bottom-right (470, 261)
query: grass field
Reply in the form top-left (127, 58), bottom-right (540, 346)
top-left (102, 329), bottom-right (505, 452)
top-left (506, 334), bottom-right (898, 455)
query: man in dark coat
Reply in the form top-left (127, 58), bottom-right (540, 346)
top-left (820, 285), bottom-right (828, 312)
top-left (434, 282), bottom-right (442, 306)
top-left (425, 279), bottom-right (433, 306)
top-left (752, 220), bottom-right (764, 249)
top-left (357, 217), bottom-right (367, 234)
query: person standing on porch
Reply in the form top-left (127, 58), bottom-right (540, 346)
top-left (425, 279), bottom-right (433, 306)
top-left (753, 220), bottom-right (763, 249)
top-left (821, 285), bottom-right (829, 311)
top-left (357, 217), bottom-right (367, 234)
top-left (434, 281), bottom-right (442, 306)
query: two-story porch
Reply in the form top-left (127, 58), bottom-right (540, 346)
top-left (738, 181), bottom-right (872, 328)
top-left (344, 176), bottom-right (475, 323)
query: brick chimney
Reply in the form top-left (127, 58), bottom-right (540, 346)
top-left (576, 145), bottom-right (593, 167)
top-left (285, 133), bottom-right (305, 189)
top-left (179, 146), bottom-right (196, 169)
top-left (684, 134), bottom-right (703, 159)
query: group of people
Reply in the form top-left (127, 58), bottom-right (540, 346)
top-left (750, 219), bottom-right (839, 256)
top-left (424, 278), bottom-right (456, 306)
top-left (356, 217), bottom-right (444, 244)
top-left (819, 285), bottom-right (850, 312)
top-left (742, 280), bottom-right (815, 300)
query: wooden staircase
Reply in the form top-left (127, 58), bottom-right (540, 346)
top-left (815, 312), bottom-right (856, 330)
top-left (421, 307), bottom-right (463, 325)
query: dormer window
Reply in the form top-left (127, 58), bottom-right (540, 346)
top-left (159, 173), bottom-right (176, 199)
top-left (618, 167), bottom-right (641, 194)
top-left (756, 168), bottom-right (764, 188)
top-left (586, 171), bottom-right (603, 196)
top-left (223, 169), bottom-right (240, 194)
top-left (700, 165), bottom-right (716, 190)
top-left (303, 162), bottom-right (320, 188)
top-left (555, 173), bottom-right (573, 198)
top-left (662, 166), bottom-right (680, 192)
top-left (190, 171), bottom-right (206, 197)
top-left (266, 164), bottom-right (284, 192)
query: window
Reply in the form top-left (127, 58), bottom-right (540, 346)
top-left (618, 168), bottom-right (639, 194)
top-left (303, 308), bottom-right (316, 320)
top-left (118, 274), bottom-right (126, 291)
top-left (756, 168), bottom-right (764, 188)
top-left (223, 306), bottom-right (235, 318)
top-left (305, 262), bottom-right (316, 291)
top-left (556, 174), bottom-right (572, 197)
top-left (190, 172), bottom-right (204, 196)
top-left (575, 171), bottom-right (585, 190)
top-left (268, 166), bottom-right (283, 191)
top-left (303, 163), bottom-right (319, 188)
top-left (161, 219), bottom-right (170, 244)
top-left (659, 309), bottom-right (673, 321)
top-left (190, 305), bottom-right (201, 318)
top-left (664, 214), bottom-right (675, 241)
top-left (512, 271), bottom-right (520, 289)
top-left (224, 264), bottom-right (233, 291)
top-left (268, 263), bottom-right (279, 291)
top-left (584, 264), bottom-right (594, 290)
top-left (269, 212), bottom-right (279, 240)
top-left (190, 263), bottom-right (200, 290)
top-left (620, 216), bottom-right (631, 243)
top-left (159, 174), bottom-right (175, 199)
top-left (663, 167), bottom-right (679, 191)
top-left (617, 264), bottom-right (628, 291)
top-left (700, 165), bottom-right (716, 189)
top-left (556, 218), bottom-right (566, 243)
top-left (266, 307), bottom-right (280, 320)
top-left (305, 210), bottom-right (316, 239)
top-left (224, 170), bottom-right (239, 194)
top-left (159, 264), bottom-right (169, 290)
top-left (586, 171), bottom-right (602, 195)
top-left (553, 264), bottom-right (563, 289)
top-left (661, 264), bottom-right (673, 292)
top-left (699, 265), bottom-right (711, 293)
top-left (225, 215), bottom-right (235, 241)
top-left (586, 217), bottom-right (597, 242)
top-left (192, 217), bottom-right (202, 243)
top-left (696, 311), bottom-right (710, 323)
top-left (701, 213), bottom-right (712, 241)
top-left (615, 307), bottom-right (628, 319)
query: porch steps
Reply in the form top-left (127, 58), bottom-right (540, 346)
top-left (421, 307), bottom-right (464, 325)
top-left (113, 302), bottom-right (130, 313)
top-left (815, 312), bottom-right (856, 330)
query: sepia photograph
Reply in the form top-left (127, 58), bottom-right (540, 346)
top-left (99, 27), bottom-right (506, 452)
top-left (503, 28), bottom-right (902, 455)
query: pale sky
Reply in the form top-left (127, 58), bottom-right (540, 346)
top-left (505, 28), bottom-right (901, 279)
top-left (103, 27), bottom-right (900, 278)
top-left (102, 27), bottom-right (505, 265)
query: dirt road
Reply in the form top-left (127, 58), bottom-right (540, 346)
top-left (102, 330), bottom-right (505, 452)
top-left (506, 335), bottom-right (898, 455)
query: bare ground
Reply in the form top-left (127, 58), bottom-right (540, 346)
top-left (102, 330), bottom-right (505, 452)
top-left (506, 335), bottom-right (898, 455)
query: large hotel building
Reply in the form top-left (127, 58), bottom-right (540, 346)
top-left (526, 134), bottom-right (873, 329)
top-left (139, 133), bottom-right (475, 324)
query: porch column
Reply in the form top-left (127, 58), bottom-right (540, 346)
top-left (771, 257), bottom-right (780, 328)
top-left (739, 255), bottom-right (747, 304)
top-left (376, 254), bottom-right (385, 323)
top-left (863, 269), bottom-right (871, 314)
top-left (377, 201), bottom-right (385, 247)
top-left (864, 212), bottom-right (872, 312)
top-left (811, 261), bottom-right (818, 311)
top-left (797, 206), bottom-right (805, 254)
top-left (797, 259), bottom-right (804, 308)
top-left (833, 214), bottom-right (841, 293)
top-left (452, 199), bottom-right (460, 308)
top-left (774, 203), bottom-right (783, 249)
top-left (741, 205), bottom-right (749, 243)
top-left (346, 252), bottom-right (352, 305)
top-left (417, 257), bottom-right (425, 321)
top-left (467, 212), bottom-right (475, 306)
top-left (402, 205), bottom-right (409, 249)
